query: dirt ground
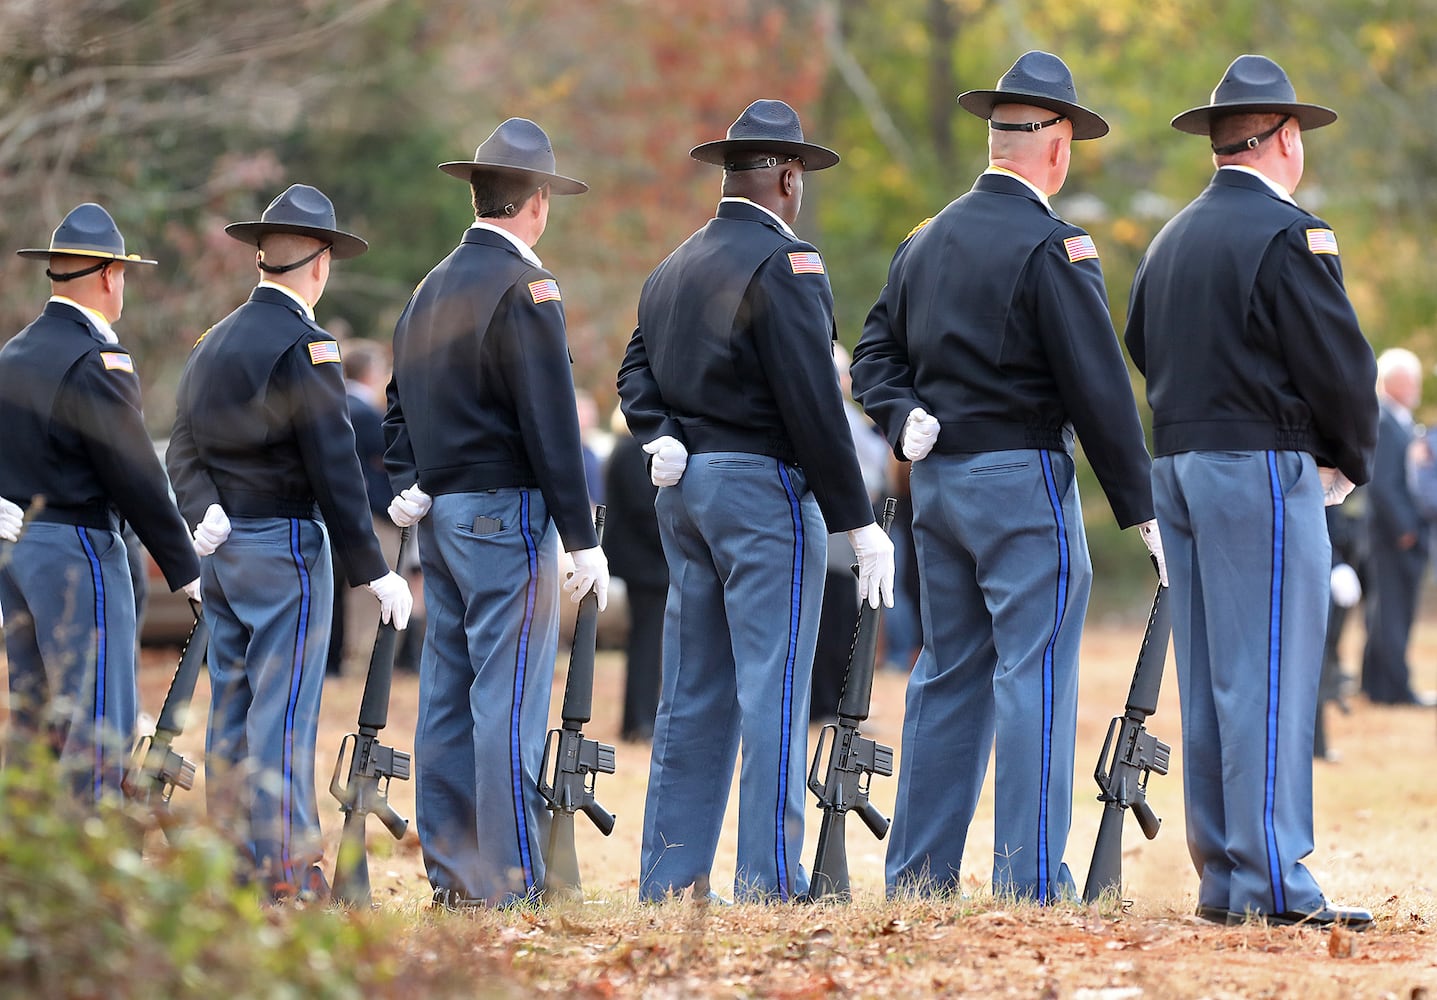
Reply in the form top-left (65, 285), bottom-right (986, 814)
top-left (18, 597), bottom-right (1437, 995)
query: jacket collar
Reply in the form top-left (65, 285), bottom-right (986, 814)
top-left (461, 224), bottom-right (543, 267)
top-left (716, 198), bottom-right (797, 239)
top-left (42, 298), bottom-right (116, 344)
top-left (1212, 166), bottom-right (1296, 204)
top-left (973, 170), bottom-right (1058, 218)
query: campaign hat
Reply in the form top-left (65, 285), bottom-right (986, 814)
top-left (17, 203), bottom-right (157, 264)
top-left (689, 99), bottom-right (840, 171)
top-left (225, 184), bottom-right (368, 259)
top-left (1171, 54), bottom-right (1336, 135)
top-left (958, 50), bottom-right (1109, 141)
top-left (439, 118), bottom-right (588, 194)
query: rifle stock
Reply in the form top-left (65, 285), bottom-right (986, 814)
top-left (540, 507), bottom-right (616, 901)
top-left (805, 498), bottom-right (897, 903)
top-left (124, 601), bottom-right (207, 841)
top-left (1082, 580), bottom-right (1172, 903)
top-left (330, 527), bottom-right (413, 909)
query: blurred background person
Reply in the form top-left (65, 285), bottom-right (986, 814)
top-left (1316, 498), bottom-right (1366, 761)
top-left (603, 407), bottom-right (666, 742)
top-left (1361, 348), bottom-right (1433, 706)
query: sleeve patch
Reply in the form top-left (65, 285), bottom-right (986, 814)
top-left (308, 340), bottom-right (342, 365)
top-left (1306, 228), bottom-right (1339, 255)
top-left (905, 217), bottom-right (933, 241)
top-left (1064, 235), bottom-right (1099, 262)
top-left (788, 251), bottom-right (826, 274)
top-left (100, 351), bottom-right (134, 373)
top-left (528, 278), bottom-right (562, 303)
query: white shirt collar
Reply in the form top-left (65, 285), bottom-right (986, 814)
top-left (257, 280), bottom-right (316, 321)
top-left (48, 295), bottom-right (117, 344)
top-left (720, 197), bottom-right (797, 239)
top-left (468, 221), bottom-right (543, 268)
top-left (983, 166), bottom-right (1054, 211)
top-left (1220, 164), bottom-right (1295, 204)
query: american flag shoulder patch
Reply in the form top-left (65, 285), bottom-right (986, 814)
top-left (308, 340), bottom-right (342, 365)
top-left (788, 251), bottom-right (825, 274)
top-left (100, 351), bottom-right (134, 373)
top-left (529, 278), bottom-right (562, 303)
top-left (1306, 228), bottom-right (1339, 255)
top-left (1064, 234), bottom-right (1099, 263)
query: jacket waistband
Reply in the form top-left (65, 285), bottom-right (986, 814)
top-left (28, 502), bottom-right (116, 531)
top-left (681, 423), bottom-right (798, 466)
top-left (218, 489), bottom-right (319, 520)
top-left (930, 421), bottom-right (1073, 455)
top-left (423, 459), bottom-right (539, 496)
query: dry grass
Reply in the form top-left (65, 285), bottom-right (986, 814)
top-left (7, 599), bottom-right (1437, 997)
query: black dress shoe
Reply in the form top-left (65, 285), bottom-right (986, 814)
top-left (1195, 904), bottom-right (1232, 925)
top-left (1263, 903), bottom-right (1373, 931)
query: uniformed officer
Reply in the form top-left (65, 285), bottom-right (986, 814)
top-left (850, 52), bottom-right (1162, 903)
top-left (0, 204), bottom-right (200, 799)
top-left (383, 118), bottom-right (608, 908)
top-left (166, 184), bottom-right (412, 900)
top-left (618, 99), bottom-right (896, 904)
top-left (1124, 54), bottom-right (1377, 929)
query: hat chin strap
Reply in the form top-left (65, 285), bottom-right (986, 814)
top-left (989, 114), bottom-right (1066, 133)
top-left (46, 259), bottom-right (110, 282)
top-left (258, 242), bottom-right (331, 274)
top-left (1212, 115), bottom-right (1290, 156)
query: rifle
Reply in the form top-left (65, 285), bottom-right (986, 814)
top-left (330, 527), bottom-right (413, 908)
top-left (539, 506), bottom-right (616, 901)
top-left (1082, 577), bottom-right (1172, 903)
top-left (124, 600), bottom-right (207, 841)
top-left (806, 497), bottom-right (898, 902)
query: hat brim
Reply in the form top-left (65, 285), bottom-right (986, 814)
top-left (1170, 101), bottom-right (1337, 135)
top-left (958, 90), bottom-right (1110, 141)
top-left (437, 161), bottom-right (589, 195)
top-left (689, 138), bottom-right (840, 171)
top-left (16, 247), bottom-right (158, 265)
top-left (224, 221), bottom-right (368, 260)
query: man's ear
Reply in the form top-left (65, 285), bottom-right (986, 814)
top-left (781, 165), bottom-right (798, 197)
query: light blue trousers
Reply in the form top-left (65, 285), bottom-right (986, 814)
top-left (886, 450), bottom-right (1090, 902)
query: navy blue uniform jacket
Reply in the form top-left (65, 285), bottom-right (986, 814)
top-left (0, 300), bottom-right (198, 589)
top-left (615, 199), bottom-right (873, 533)
top-left (851, 172), bottom-right (1154, 528)
top-left (166, 286), bottom-right (388, 587)
top-left (383, 228), bottom-right (598, 552)
top-left (1124, 169), bottom-right (1377, 484)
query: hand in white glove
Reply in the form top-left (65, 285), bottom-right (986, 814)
top-left (192, 503), bottom-right (232, 557)
top-left (1137, 519), bottom-right (1168, 587)
top-left (181, 578), bottom-right (202, 603)
top-left (901, 407), bottom-right (940, 463)
top-left (1318, 467), bottom-right (1355, 507)
top-left (642, 436), bottom-right (689, 488)
top-left (0, 496), bottom-right (22, 543)
top-left (388, 484), bottom-right (432, 528)
top-left (563, 545), bottom-right (610, 611)
top-left (1329, 562), bottom-right (1362, 609)
top-left (848, 521), bottom-right (895, 609)
top-left (365, 571), bottom-right (413, 630)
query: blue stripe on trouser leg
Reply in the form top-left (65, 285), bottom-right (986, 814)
top-left (414, 489), bottom-right (558, 905)
top-left (886, 451), bottom-right (1087, 901)
top-left (1036, 451), bottom-right (1072, 901)
top-left (77, 527), bottom-right (108, 803)
top-left (638, 453), bottom-right (822, 902)
top-left (1154, 451), bottom-right (1326, 917)
top-left (203, 517), bottom-right (331, 886)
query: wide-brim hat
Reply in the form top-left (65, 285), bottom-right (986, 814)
top-left (17, 203), bottom-right (157, 264)
top-left (439, 118), bottom-right (588, 194)
top-left (1171, 54), bottom-right (1337, 135)
top-left (225, 184), bottom-right (368, 259)
top-left (690, 99), bottom-right (840, 171)
top-left (958, 50), bottom-right (1109, 141)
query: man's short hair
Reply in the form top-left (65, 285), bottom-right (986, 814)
top-left (1210, 112), bottom-right (1287, 156)
top-left (342, 339), bottom-right (384, 382)
top-left (471, 175), bottom-right (541, 218)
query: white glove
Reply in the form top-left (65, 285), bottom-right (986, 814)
top-left (0, 496), bottom-right (22, 542)
top-left (1318, 467), bottom-right (1355, 507)
top-left (388, 484), bottom-right (432, 527)
top-left (181, 578), bottom-right (202, 603)
top-left (901, 407), bottom-right (940, 462)
top-left (847, 521), bottom-right (895, 609)
top-left (1137, 519), bottom-right (1168, 587)
top-left (563, 545), bottom-right (610, 611)
top-left (364, 571), bottom-right (413, 630)
top-left (1329, 563), bottom-right (1361, 609)
top-left (192, 503), bottom-right (232, 557)
top-left (642, 436), bottom-right (689, 488)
